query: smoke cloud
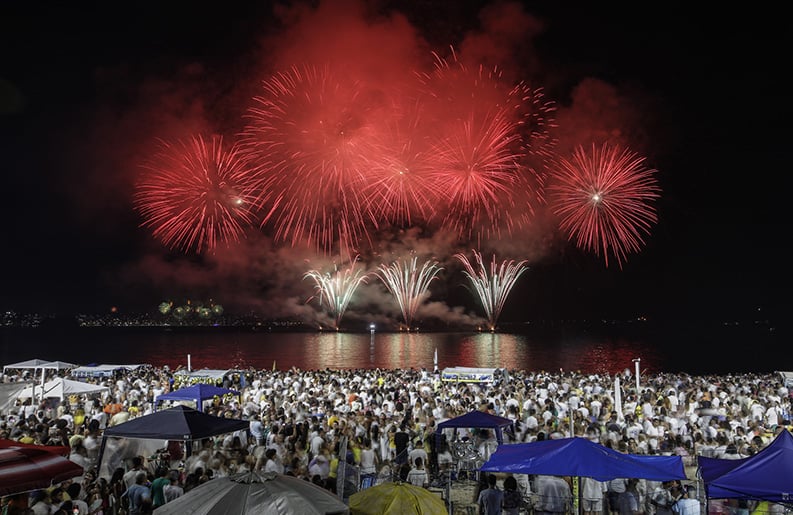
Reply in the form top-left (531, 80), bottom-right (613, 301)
top-left (84, 0), bottom-right (653, 328)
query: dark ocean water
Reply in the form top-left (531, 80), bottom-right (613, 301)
top-left (0, 320), bottom-right (784, 376)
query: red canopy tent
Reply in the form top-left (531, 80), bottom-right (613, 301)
top-left (0, 438), bottom-right (70, 457)
top-left (0, 440), bottom-right (83, 496)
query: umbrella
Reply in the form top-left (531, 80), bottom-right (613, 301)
top-left (348, 481), bottom-right (447, 515)
top-left (0, 446), bottom-right (84, 496)
top-left (153, 471), bottom-right (349, 514)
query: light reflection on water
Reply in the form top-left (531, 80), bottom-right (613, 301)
top-left (114, 331), bottom-right (662, 375)
top-left (0, 326), bottom-right (760, 375)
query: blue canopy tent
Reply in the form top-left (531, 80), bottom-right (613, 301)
top-left (480, 437), bottom-right (687, 481)
top-left (699, 429), bottom-right (793, 504)
top-left (96, 405), bottom-right (250, 479)
top-left (154, 383), bottom-right (240, 412)
top-left (435, 410), bottom-right (515, 481)
top-left (435, 410), bottom-right (515, 445)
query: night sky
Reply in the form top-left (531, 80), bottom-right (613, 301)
top-left (0, 2), bottom-right (788, 330)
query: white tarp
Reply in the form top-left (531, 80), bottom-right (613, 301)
top-left (0, 382), bottom-right (34, 413)
top-left (17, 377), bottom-right (110, 401)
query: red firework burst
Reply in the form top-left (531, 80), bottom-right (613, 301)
top-left (417, 49), bottom-right (549, 242)
top-left (361, 102), bottom-right (445, 228)
top-left (240, 64), bottom-right (391, 255)
top-left (547, 142), bottom-right (661, 268)
top-left (133, 135), bottom-right (260, 253)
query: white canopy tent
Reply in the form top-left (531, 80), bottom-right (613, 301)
top-left (174, 368), bottom-right (236, 383)
top-left (70, 364), bottom-right (145, 378)
top-left (17, 377), bottom-right (110, 401)
top-left (2, 359), bottom-right (78, 374)
top-left (3, 360), bottom-right (82, 403)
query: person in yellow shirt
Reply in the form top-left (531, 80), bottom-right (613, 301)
top-left (128, 400), bottom-right (141, 418)
top-left (73, 406), bottom-right (86, 428)
top-left (327, 447), bottom-right (340, 493)
top-left (350, 436), bottom-right (362, 468)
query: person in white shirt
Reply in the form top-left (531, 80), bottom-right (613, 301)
top-left (671, 485), bottom-right (700, 515)
top-left (524, 408), bottom-right (540, 433)
top-left (535, 474), bottom-right (572, 515)
top-left (249, 413), bottom-right (265, 446)
top-left (408, 437), bottom-right (429, 470)
top-left (406, 456), bottom-right (428, 487)
top-left (359, 437), bottom-right (378, 476)
top-left (309, 427), bottom-right (326, 458)
top-left (581, 476), bottom-right (608, 515)
top-left (262, 448), bottom-right (284, 474)
top-left (765, 401), bottom-right (780, 427)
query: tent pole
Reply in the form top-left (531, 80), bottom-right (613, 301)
top-left (96, 435), bottom-right (108, 479)
top-left (39, 366), bottom-right (46, 403)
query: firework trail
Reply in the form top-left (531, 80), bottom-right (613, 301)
top-left (455, 249), bottom-right (529, 331)
top-left (514, 82), bottom-right (558, 163)
top-left (547, 142), bottom-right (661, 268)
top-left (133, 135), bottom-right (260, 253)
top-left (240, 64), bottom-right (391, 255)
top-left (304, 256), bottom-right (370, 329)
top-left (375, 256), bottom-right (443, 329)
top-left (511, 82), bottom-right (558, 222)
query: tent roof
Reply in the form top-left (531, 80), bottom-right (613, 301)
top-left (156, 384), bottom-right (240, 406)
top-left (3, 359), bottom-right (78, 372)
top-left (436, 410), bottom-right (514, 431)
top-left (174, 368), bottom-right (235, 381)
top-left (480, 437), bottom-right (687, 482)
top-left (0, 438), bottom-right (70, 457)
top-left (0, 446), bottom-right (84, 496)
top-left (436, 410), bottom-right (515, 445)
top-left (699, 429), bottom-right (793, 501)
top-left (17, 377), bottom-right (110, 400)
top-left (102, 405), bottom-right (249, 440)
top-left (70, 364), bottom-right (145, 377)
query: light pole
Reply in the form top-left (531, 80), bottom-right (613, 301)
top-left (369, 323), bottom-right (375, 365)
top-left (632, 358), bottom-right (641, 394)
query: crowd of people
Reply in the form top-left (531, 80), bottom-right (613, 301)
top-left (0, 364), bottom-right (790, 514)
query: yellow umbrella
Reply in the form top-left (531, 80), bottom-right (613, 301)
top-left (349, 482), bottom-right (447, 515)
